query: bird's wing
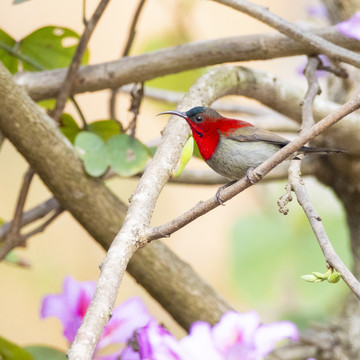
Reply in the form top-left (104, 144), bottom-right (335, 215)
top-left (227, 126), bottom-right (289, 147)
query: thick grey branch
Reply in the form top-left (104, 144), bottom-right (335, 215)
top-left (14, 28), bottom-right (360, 101)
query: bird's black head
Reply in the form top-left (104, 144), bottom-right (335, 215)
top-left (185, 106), bottom-right (221, 124)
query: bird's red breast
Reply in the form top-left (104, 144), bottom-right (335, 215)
top-left (189, 118), bottom-right (253, 160)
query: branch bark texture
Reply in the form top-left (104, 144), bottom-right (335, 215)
top-left (14, 28), bottom-right (360, 101)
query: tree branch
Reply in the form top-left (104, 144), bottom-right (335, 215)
top-left (51, 0), bottom-right (111, 122)
top-left (0, 167), bottom-right (35, 260)
top-left (0, 197), bottom-right (60, 240)
top-left (14, 27), bottom-right (360, 102)
top-left (288, 56), bottom-right (360, 299)
top-left (212, 0), bottom-right (360, 68)
top-left (109, 0), bottom-right (147, 120)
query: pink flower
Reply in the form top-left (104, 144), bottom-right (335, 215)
top-left (41, 275), bottom-right (96, 343)
top-left (180, 311), bottom-right (298, 360)
top-left (137, 319), bottom-right (184, 360)
top-left (337, 11), bottom-right (360, 41)
top-left (41, 276), bottom-right (153, 360)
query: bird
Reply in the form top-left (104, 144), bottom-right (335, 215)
top-left (158, 106), bottom-right (343, 204)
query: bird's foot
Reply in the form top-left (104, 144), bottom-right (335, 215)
top-left (215, 180), bottom-right (237, 206)
top-left (246, 168), bottom-right (263, 184)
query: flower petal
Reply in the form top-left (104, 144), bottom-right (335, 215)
top-left (212, 311), bottom-right (260, 353)
top-left (337, 11), bottom-right (360, 41)
top-left (137, 319), bottom-right (183, 360)
top-left (180, 322), bottom-right (222, 360)
top-left (254, 321), bottom-right (299, 357)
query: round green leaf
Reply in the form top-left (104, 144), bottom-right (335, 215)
top-left (88, 120), bottom-right (121, 142)
top-left (19, 26), bottom-right (89, 71)
top-left (108, 134), bottom-right (148, 177)
top-left (60, 113), bottom-right (80, 144)
top-left (74, 132), bottom-right (108, 177)
top-left (0, 29), bottom-right (18, 74)
top-left (25, 346), bottom-right (66, 360)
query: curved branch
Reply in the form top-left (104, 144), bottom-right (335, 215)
top-left (14, 28), bottom-right (360, 101)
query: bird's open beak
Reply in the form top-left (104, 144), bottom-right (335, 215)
top-left (157, 110), bottom-right (188, 120)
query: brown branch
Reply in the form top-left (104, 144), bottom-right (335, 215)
top-left (109, 0), bottom-right (147, 120)
top-left (0, 167), bottom-right (35, 260)
top-left (288, 56), bottom-right (360, 299)
top-left (290, 161), bottom-right (360, 299)
top-left (51, 0), bottom-right (111, 122)
top-left (0, 197), bottom-right (60, 240)
top-left (14, 27), bottom-right (360, 102)
top-left (212, 0), bottom-right (360, 69)
top-left (302, 56), bottom-right (322, 130)
top-left (0, 208), bottom-right (64, 260)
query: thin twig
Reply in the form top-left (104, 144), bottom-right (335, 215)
top-left (51, 0), bottom-right (111, 122)
top-left (21, 208), bottom-right (64, 240)
top-left (0, 208), bottom-right (63, 261)
top-left (109, 0), bottom-right (147, 120)
top-left (289, 55), bottom-right (360, 299)
top-left (0, 197), bottom-right (60, 240)
top-left (126, 83), bottom-right (144, 137)
top-left (5, 167), bottom-right (35, 245)
top-left (302, 56), bottom-right (322, 130)
top-left (290, 161), bottom-right (360, 299)
top-left (211, 0), bottom-right (360, 69)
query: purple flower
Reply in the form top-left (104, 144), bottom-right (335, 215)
top-left (41, 275), bottom-right (96, 343)
top-left (180, 311), bottom-right (298, 360)
top-left (41, 277), bottom-right (299, 360)
top-left (337, 11), bottom-right (360, 40)
top-left (180, 322), bottom-right (222, 360)
top-left (41, 276), bottom-right (153, 360)
top-left (137, 319), bottom-right (184, 360)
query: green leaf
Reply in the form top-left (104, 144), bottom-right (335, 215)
top-left (19, 26), bottom-right (89, 71)
top-left (25, 346), bottom-right (66, 360)
top-left (0, 29), bottom-right (18, 74)
top-left (173, 136), bottom-right (194, 178)
top-left (108, 134), bottom-right (148, 177)
top-left (60, 113), bottom-right (80, 144)
top-left (37, 99), bottom-right (56, 110)
top-left (74, 132), bottom-right (108, 177)
top-left (13, 0), bottom-right (30, 3)
top-left (88, 120), bottom-right (121, 142)
top-left (0, 336), bottom-right (34, 360)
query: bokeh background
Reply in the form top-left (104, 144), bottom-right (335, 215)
top-left (0, 0), bottom-right (350, 351)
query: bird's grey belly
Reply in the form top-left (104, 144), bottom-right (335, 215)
top-left (206, 138), bottom-right (279, 180)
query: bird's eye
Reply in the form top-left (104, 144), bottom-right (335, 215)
top-left (194, 115), bottom-right (203, 123)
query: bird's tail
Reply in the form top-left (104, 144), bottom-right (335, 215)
top-left (300, 146), bottom-right (345, 155)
